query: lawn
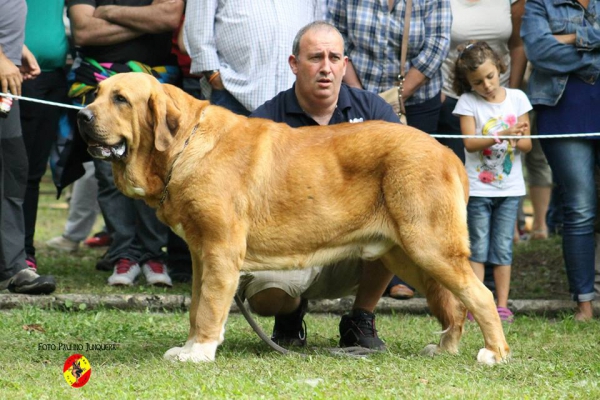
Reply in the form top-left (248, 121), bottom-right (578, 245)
top-left (2, 307), bottom-right (600, 399)
top-left (1, 173), bottom-right (594, 399)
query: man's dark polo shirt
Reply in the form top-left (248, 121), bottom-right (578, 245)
top-left (250, 83), bottom-right (400, 126)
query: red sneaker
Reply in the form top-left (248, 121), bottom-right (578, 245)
top-left (84, 231), bottom-right (112, 247)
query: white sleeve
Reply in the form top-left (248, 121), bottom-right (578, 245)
top-left (184, 0), bottom-right (220, 74)
top-left (453, 94), bottom-right (475, 117)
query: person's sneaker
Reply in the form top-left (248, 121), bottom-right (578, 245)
top-left (84, 231), bottom-right (112, 248)
top-left (25, 255), bottom-right (37, 271)
top-left (142, 259), bottom-right (173, 287)
top-left (169, 260), bottom-right (193, 283)
top-left (0, 268), bottom-right (56, 295)
top-left (46, 235), bottom-right (79, 252)
top-left (339, 308), bottom-right (386, 350)
top-left (271, 298), bottom-right (308, 347)
top-left (107, 259), bottom-right (140, 286)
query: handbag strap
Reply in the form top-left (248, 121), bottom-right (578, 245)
top-left (398, 0), bottom-right (412, 119)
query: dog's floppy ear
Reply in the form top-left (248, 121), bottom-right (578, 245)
top-left (148, 85), bottom-right (181, 152)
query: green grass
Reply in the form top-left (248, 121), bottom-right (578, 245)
top-left (1, 308), bottom-right (599, 399)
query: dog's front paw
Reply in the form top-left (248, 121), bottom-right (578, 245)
top-left (164, 346), bottom-right (184, 361)
top-left (163, 342), bottom-right (218, 363)
top-left (477, 348), bottom-right (509, 365)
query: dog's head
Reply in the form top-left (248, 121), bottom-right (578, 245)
top-left (77, 73), bottom-right (184, 162)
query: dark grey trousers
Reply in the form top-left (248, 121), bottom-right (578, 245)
top-left (0, 101), bottom-right (28, 280)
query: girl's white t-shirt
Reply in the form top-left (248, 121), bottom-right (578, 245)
top-left (453, 88), bottom-right (532, 197)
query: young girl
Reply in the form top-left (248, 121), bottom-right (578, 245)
top-left (453, 41), bottom-right (532, 323)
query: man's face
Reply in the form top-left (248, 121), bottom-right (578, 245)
top-left (289, 28), bottom-right (347, 102)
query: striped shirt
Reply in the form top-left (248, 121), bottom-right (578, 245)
top-left (184, 0), bottom-right (323, 111)
top-left (327, 0), bottom-right (452, 105)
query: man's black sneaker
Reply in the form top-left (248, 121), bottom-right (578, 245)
top-left (339, 308), bottom-right (386, 350)
top-left (0, 268), bottom-right (56, 295)
top-left (95, 251), bottom-right (112, 271)
top-left (271, 298), bottom-right (308, 347)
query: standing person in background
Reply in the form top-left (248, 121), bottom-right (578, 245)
top-left (20, 0), bottom-right (70, 269)
top-left (67, 0), bottom-right (184, 287)
top-left (522, 0), bottom-right (600, 321)
top-left (328, 0), bottom-right (452, 299)
top-left (438, 0), bottom-right (527, 164)
top-left (184, 0), bottom-right (323, 116)
top-left (0, 0), bottom-right (56, 294)
top-left (453, 41), bottom-right (532, 322)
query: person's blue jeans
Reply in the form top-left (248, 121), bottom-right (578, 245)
top-left (540, 138), bottom-right (600, 302)
top-left (93, 159), bottom-right (168, 264)
top-left (467, 196), bottom-right (521, 266)
top-left (405, 91), bottom-right (442, 134)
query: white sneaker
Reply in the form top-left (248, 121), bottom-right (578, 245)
top-left (108, 259), bottom-right (141, 286)
top-left (46, 235), bottom-right (79, 252)
top-left (142, 260), bottom-right (173, 287)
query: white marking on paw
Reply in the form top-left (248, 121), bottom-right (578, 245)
top-left (164, 340), bottom-right (218, 363)
top-left (477, 348), bottom-right (498, 365)
top-left (164, 346), bottom-right (183, 361)
top-left (420, 344), bottom-right (439, 357)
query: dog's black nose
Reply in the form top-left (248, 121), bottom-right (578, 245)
top-left (78, 108), bottom-right (95, 124)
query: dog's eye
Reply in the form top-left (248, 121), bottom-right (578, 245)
top-left (114, 94), bottom-right (129, 104)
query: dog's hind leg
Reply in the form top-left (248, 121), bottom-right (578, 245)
top-left (380, 248), bottom-right (467, 357)
top-left (399, 244), bottom-right (510, 365)
top-left (419, 276), bottom-right (467, 357)
top-left (164, 245), bottom-right (242, 363)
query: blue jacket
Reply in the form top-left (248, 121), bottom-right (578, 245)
top-left (521, 0), bottom-right (600, 106)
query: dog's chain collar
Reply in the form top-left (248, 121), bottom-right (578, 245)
top-left (159, 124), bottom-right (199, 208)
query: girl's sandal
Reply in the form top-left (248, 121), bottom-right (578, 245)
top-left (497, 307), bottom-right (514, 323)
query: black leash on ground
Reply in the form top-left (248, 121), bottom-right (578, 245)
top-left (233, 294), bottom-right (381, 358)
top-left (233, 294), bottom-right (296, 356)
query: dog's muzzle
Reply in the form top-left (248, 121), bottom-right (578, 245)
top-left (77, 108), bottom-right (128, 161)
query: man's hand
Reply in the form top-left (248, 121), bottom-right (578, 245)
top-left (20, 45), bottom-right (40, 81)
top-left (0, 51), bottom-right (23, 96)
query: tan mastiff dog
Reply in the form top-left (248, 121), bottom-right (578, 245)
top-left (77, 73), bottom-right (510, 364)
